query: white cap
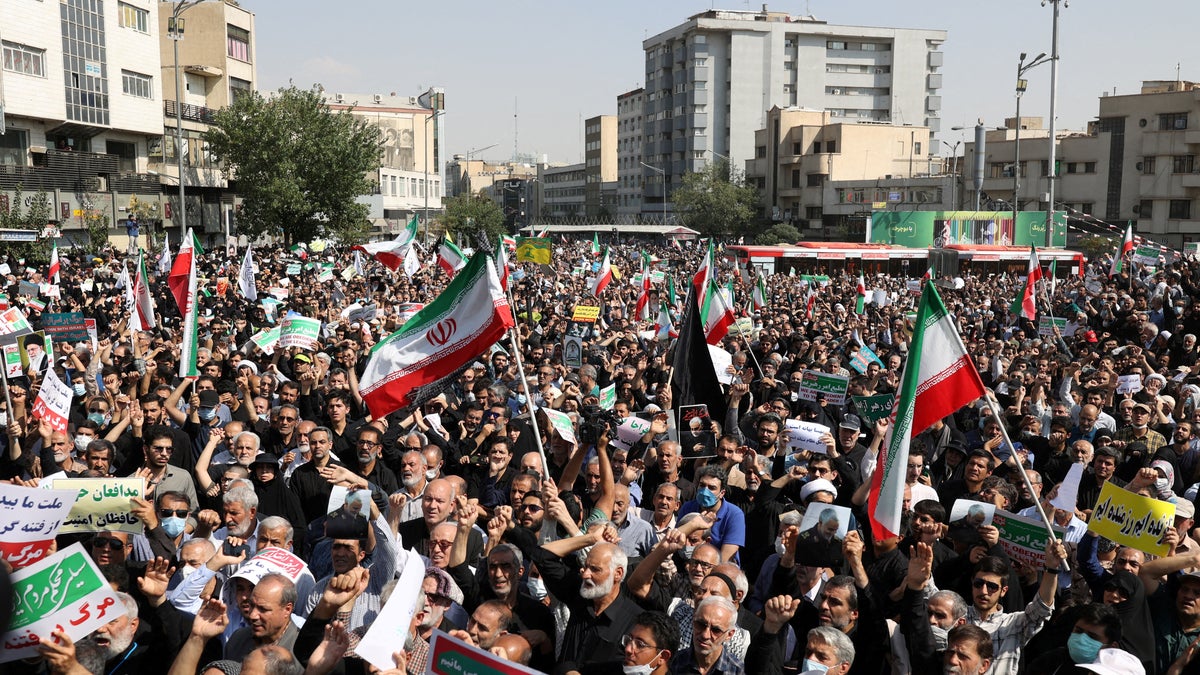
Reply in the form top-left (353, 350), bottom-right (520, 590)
top-left (1078, 648), bottom-right (1145, 675)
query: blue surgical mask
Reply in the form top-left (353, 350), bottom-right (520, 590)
top-left (86, 412), bottom-right (106, 427)
top-left (198, 407), bottom-right (217, 422)
top-left (800, 659), bottom-right (829, 674)
top-left (696, 487), bottom-right (719, 509)
top-left (1067, 632), bottom-right (1103, 664)
top-left (73, 384), bottom-right (86, 397)
top-left (161, 516), bottom-right (187, 538)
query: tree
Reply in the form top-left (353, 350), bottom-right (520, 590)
top-left (205, 85), bottom-right (382, 246)
top-left (755, 223), bottom-right (802, 245)
top-left (440, 192), bottom-right (506, 246)
top-left (1076, 234), bottom-right (1115, 260)
top-left (0, 187), bottom-right (52, 262)
top-left (671, 160), bottom-right (760, 238)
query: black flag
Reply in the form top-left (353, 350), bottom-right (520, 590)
top-left (671, 285), bottom-right (727, 425)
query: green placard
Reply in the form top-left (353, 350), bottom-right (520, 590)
top-left (851, 394), bottom-right (894, 423)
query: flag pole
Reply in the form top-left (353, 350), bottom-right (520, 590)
top-left (0, 354), bottom-right (16, 459)
top-left (719, 288), bottom-right (763, 376)
top-left (943, 314), bottom-right (1069, 572)
top-left (501, 279), bottom-right (551, 481)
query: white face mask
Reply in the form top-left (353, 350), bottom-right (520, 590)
top-left (425, 469), bottom-right (438, 481)
top-left (1155, 477), bottom-right (1170, 493)
top-left (621, 651), bottom-right (665, 675)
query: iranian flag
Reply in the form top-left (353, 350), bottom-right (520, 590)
top-left (590, 248), bottom-right (612, 297)
top-left (353, 237), bottom-right (409, 272)
top-left (502, 234), bottom-right (516, 250)
top-left (359, 253), bottom-right (514, 418)
top-left (1009, 246), bottom-right (1042, 321)
top-left (176, 232), bottom-right (201, 379)
top-left (751, 271), bottom-right (768, 310)
top-left (131, 253), bottom-right (156, 330)
top-left (655, 301), bottom-right (677, 340)
top-left (634, 252), bottom-right (652, 320)
top-left (855, 273), bottom-right (867, 315)
top-left (693, 240), bottom-right (714, 302)
top-left (157, 234), bottom-right (172, 275)
top-left (591, 232), bottom-right (601, 257)
top-left (702, 278), bottom-right (735, 345)
top-left (168, 229), bottom-right (202, 314)
top-left (922, 265), bottom-right (934, 281)
top-left (47, 242), bottom-right (60, 283)
top-left (437, 235), bottom-right (467, 278)
top-left (868, 282), bottom-right (985, 540)
top-left (1109, 222), bottom-right (1134, 277)
top-left (805, 289), bottom-right (817, 320)
top-left (495, 234), bottom-right (510, 291)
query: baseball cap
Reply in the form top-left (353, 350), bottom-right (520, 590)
top-left (1131, 402), bottom-right (1153, 414)
top-left (1078, 648), bottom-right (1145, 675)
top-left (292, 353), bottom-right (312, 364)
top-left (198, 390), bottom-right (220, 407)
top-left (1177, 500), bottom-right (1196, 520)
top-left (839, 414), bottom-right (862, 431)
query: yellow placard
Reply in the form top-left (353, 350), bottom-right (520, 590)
top-left (1086, 481), bottom-right (1176, 556)
top-left (572, 305), bottom-right (601, 323)
top-left (54, 477), bottom-right (146, 535)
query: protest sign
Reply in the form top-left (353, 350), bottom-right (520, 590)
top-left (349, 303), bottom-right (379, 323)
top-left (249, 327), bottom-right (281, 355)
top-left (0, 483), bottom-right (76, 568)
top-left (950, 500), bottom-right (996, 528)
top-left (228, 547), bottom-right (316, 607)
top-left (1116, 374), bottom-right (1143, 395)
top-left (280, 313), bottom-right (321, 350)
top-left (851, 394), bottom-right (895, 424)
top-left (396, 303), bottom-right (424, 323)
top-left (680, 405), bottom-right (716, 457)
top-left (785, 419), bottom-right (831, 454)
top-left (849, 345), bottom-right (882, 374)
top-left (0, 307), bottom-right (33, 340)
top-left (542, 407), bottom-right (577, 446)
top-left (796, 370), bottom-right (849, 405)
top-left (992, 509), bottom-right (1066, 569)
top-left (799, 502), bottom-right (852, 540)
top-left (612, 416), bottom-right (652, 451)
top-left (571, 305), bottom-right (601, 323)
top-left (54, 477), bottom-right (145, 534)
top-left (357, 551), bottom-right (426, 671)
top-left (563, 335), bottom-right (583, 369)
top-left (425, 629), bottom-right (543, 675)
top-left (42, 312), bottom-right (89, 343)
top-left (906, 280), bottom-right (922, 295)
top-left (2, 345), bottom-right (21, 378)
top-left (0, 543), bottom-right (122, 663)
top-left (85, 319), bottom-right (98, 351)
top-left (709, 345), bottom-right (734, 384)
top-left (30, 367), bottom-right (73, 432)
top-left (1132, 245), bottom-right (1159, 267)
top-left (326, 487), bottom-right (373, 518)
top-left (17, 281), bottom-right (38, 297)
top-left (1037, 316), bottom-right (1068, 337)
top-left (598, 383), bottom-right (616, 410)
top-left (285, 263), bottom-right (302, 276)
top-left (1087, 481), bottom-right (1176, 556)
top-left (872, 289), bottom-right (889, 306)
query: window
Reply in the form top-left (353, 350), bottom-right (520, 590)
top-left (1138, 200), bottom-right (1153, 218)
top-left (826, 141), bottom-right (836, 153)
top-left (806, 206), bottom-right (823, 220)
top-left (2, 41), bottom-right (45, 77)
top-left (106, 140), bottom-right (137, 172)
top-left (756, 145), bottom-right (767, 158)
top-left (1085, 162), bottom-right (1096, 173)
top-left (227, 25), bottom-right (251, 62)
top-left (1143, 157), bottom-right (1156, 174)
top-left (913, 142), bottom-right (922, 155)
top-left (1174, 155), bottom-right (1196, 173)
top-left (792, 142), bottom-right (803, 155)
top-left (230, 77), bottom-right (252, 102)
top-left (60, 0), bottom-right (110, 126)
top-left (813, 142), bottom-right (822, 153)
top-left (1170, 199), bottom-right (1192, 219)
top-left (807, 173), bottom-right (825, 187)
top-left (121, 70), bottom-right (152, 99)
top-left (1160, 113), bottom-right (1188, 131)
top-left (0, 129), bottom-right (28, 166)
top-left (118, 3), bottom-right (148, 33)
top-left (791, 170), bottom-right (801, 188)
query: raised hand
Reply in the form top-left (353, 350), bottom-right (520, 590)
top-left (191, 597), bottom-right (229, 639)
top-left (763, 595), bottom-right (802, 633)
top-left (136, 556), bottom-right (177, 604)
top-left (321, 566), bottom-right (370, 611)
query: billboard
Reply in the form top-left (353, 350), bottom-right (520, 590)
top-left (869, 210), bottom-right (1067, 248)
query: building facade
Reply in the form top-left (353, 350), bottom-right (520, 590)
top-left (642, 7), bottom-right (945, 217)
top-left (0, 0), bottom-right (168, 247)
top-left (537, 163), bottom-right (586, 220)
top-left (445, 158), bottom-right (538, 201)
top-left (324, 90), bottom-right (444, 239)
top-left (616, 88), bottom-right (644, 216)
top-left (584, 114), bottom-right (617, 218)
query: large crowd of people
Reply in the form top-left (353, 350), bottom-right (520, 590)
top-left (0, 232), bottom-right (1196, 675)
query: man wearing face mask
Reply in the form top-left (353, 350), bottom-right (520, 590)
top-left (1026, 602), bottom-right (1125, 673)
top-left (676, 466), bottom-right (745, 564)
top-left (47, 430), bottom-right (86, 476)
top-left (131, 490), bottom-right (194, 563)
top-left (899, 542), bottom-right (968, 671)
top-left (569, 610), bottom-right (678, 675)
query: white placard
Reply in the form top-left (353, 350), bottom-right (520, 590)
top-left (356, 549), bottom-right (424, 671)
top-left (30, 367), bottom-right (73, 432)
top-left (785, 419), bottom-right (831, 454)
top-left (1116, 374), bottom-right (1143, 394)
top-left (709, 345), bottom-right (734, 385)
top-left (542, 407), bottom-right (577, 446)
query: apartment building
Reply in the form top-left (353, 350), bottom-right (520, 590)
top-left (616, 88), bottom-right (644, 216)
top-left (642, 7), bottom-right (945, 218)
top-left (584, 114), bottom-right (617, 218)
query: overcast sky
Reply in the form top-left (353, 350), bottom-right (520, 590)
top-left (252, 0), bottom-right (1198, 165)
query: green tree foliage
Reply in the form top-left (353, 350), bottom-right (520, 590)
top-left (1076, 234), bottom-right (1116, 260)
top-left (0, 187), bottom-right (52, 261)
top-left (755, 222), bottom-right (802, 245)
top-left (205, 85), bottom-right (382, 246)
top-left (670, 160), bottom-right (760, 238)
top-left (441, 192), bottom-right (506, 246)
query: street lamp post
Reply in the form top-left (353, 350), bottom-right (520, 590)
top-left (640, 162), bottom-right (666, 226)
top-left (422, 109), bottom-right (444, 244)
top-left (167, 2), bottom-right (200, 236)
top-left (1045, 0), bottom-right (1065, 248)
top-left (1014, 51), bottom-right (1050, 242)
top-left (941, 140), bottom-right (961, 210)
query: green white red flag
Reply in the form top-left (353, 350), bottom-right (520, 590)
top-left (855, 273), bottom-right (867, 315)
top-left (176, 231), bottom-right (201, 379)
top-left (359, 253), bottom-right (514, 418)
top-left (168, 228), bottom-right (201, 314)
top-left (495, 234), bottom-right (510, 291)
top-left (1009, 246), bottom-right (1042, 321)
top-left (634, 252), bottom-right (652, 320)
top-left (868, 282), bottom-right (985, 540)
top-left (437, 234), bottom-right (467, 278)
top-left (702, 278), bottom-right (734, 345)
top-left (590, 248), bottom-right (612, 297)
top-left (751, 270), bottom-right (768, 310)
top-left (591, 232), bottom-right (601, 257)
top-left (655, 301), bottom-right (677, 340)
top-left (693, 240), bottom-right (714, 302)
top-left (47, 242), bottom-right (60, 283)
top-left (131, 253), bottom-right (156, 330)
top-left (1109, 222), bottom-right (1134, 277)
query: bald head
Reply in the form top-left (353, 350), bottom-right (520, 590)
top-left (492, 634), bottom-right (532, 665)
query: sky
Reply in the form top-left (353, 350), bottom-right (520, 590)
top-left (252, 0), bottom-right (1200, 165)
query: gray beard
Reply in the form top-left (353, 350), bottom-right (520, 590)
top-left (580, 576), bottom-right (612, 600)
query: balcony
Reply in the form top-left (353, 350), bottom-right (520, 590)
top-left (164, 100), bottom-right (218, 125)
top-left (0, 150), bottom-right (138, 191)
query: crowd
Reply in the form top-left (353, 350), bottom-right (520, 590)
top-left (0, 231), bottom-right (1197, 675)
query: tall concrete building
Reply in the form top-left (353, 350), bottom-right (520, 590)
top-left (642, 7), bottom-right (945, 218)
top-left (155, 0), bottom-right (257, 242)
top-left (616, 88), bottom-right (644, 217)
top-left (584, 114), bottom-right (617, 217)
top-left (0, 0), bottom-right (166, 245)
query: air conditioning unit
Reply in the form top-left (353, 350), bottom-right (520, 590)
top-left (373, 94), bottom-right (383, 103)
top-left (335, 93), bottom-right (344, 103)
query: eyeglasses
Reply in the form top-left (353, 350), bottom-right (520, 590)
top-left (277, 416), bottom-right (297, 422)
top-left (685, 559), bottom-right (715, 572)
top-left (357, 440), bottom-right (380, 447)
top-left (519, 504), bottom-right (544, 513)
top-left (159, 508), bottom-right (189, 518)
top-left (621, 635), bottom-right (658, 651)
top-left (429, 540), bottom-right (454, 550)
top-left (691, 619), bottom-right (729, 635)
top-left (972, 578), bottom-right (1002, 593)
top-left (93, 537), bottom-right (127, 550)
top-left (150, 445), bottom-right (174, 452)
